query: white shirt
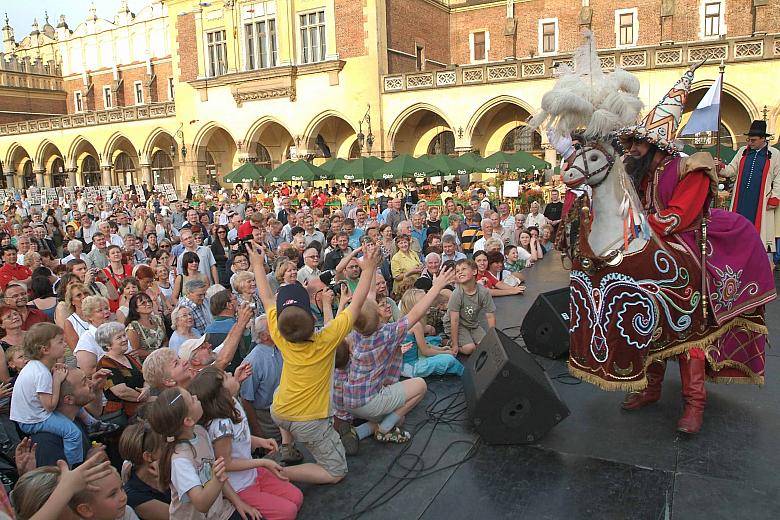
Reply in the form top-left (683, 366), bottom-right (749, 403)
top-left (525, 213), bottom-right (549, 230)
top-left (60, 252), bottom-right (88, 265)
top-left (74, 325), bottom-right (105, 363)
top-left (473, 232), bottom-right (505, 254)
top-left (206, 399), bottom-right (255, 492)
top-left (10, 360), bottom-right (53, 424)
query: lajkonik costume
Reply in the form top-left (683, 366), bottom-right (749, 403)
top-left (536, 32), bottom-right (776, 434)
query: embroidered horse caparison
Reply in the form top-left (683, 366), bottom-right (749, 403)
top-left (559, 141), bottom-right (774, 391)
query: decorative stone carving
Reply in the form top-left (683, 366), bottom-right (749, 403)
top-left (232, 86), bottom-right (296, 106)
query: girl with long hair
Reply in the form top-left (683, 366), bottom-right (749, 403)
top-left (147, 387), bottom-right (240, 520)
top-left (190, 367), bottom-right (303, 520)
top-left (472, 251), bottom-right (524, 297)
top-left (212, 224), bottom-right (232, 287)
top-left (398, 289), bottom-right (463, 379)
top-left (119, 421), bottom-right (171, 520)
top-left (102, 245), bottom-right (133, 313)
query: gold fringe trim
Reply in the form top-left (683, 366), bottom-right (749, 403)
top-left (707, 375), bottom-right (765, 385)
top-left (568, 364), bottom-right (650, 392)
top-left (568, 316), bottom-right (768, 392)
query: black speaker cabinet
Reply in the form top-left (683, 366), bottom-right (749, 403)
top-left (521, 287), bottom-right (570, 359)
top-left (462, 328), bottom-right (569, 444)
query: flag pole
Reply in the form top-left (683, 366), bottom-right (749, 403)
top-left (715, 59), bottom-right (725, 171)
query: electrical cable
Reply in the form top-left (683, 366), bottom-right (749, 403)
top-left (338, 386), bottom-right (481, 520)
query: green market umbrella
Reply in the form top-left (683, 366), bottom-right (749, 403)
top-left (701, 145), bottom-right (736, 163)
top-left (371, 154), bottom-right (437, 180)
top-left (335, 156), bottom-right (385, 180)
top-left (456, 152), bottom-right (482, 167)
top-left (420, 154), bottom-right (474, 175)
top-left (223, 162), bottom-right (270, 183)
top-left (267, 160), bottom-right (332, 183)
top-left (320, 157), bottom-right (350, 174)
top-left (475, 150), bottom-right (551, 174)
top-left (680, 144), bottom-right (699, 156)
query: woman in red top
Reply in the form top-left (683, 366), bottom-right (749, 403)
top-left (101, 245), bottom-right (133, 312)
top-left (473, 250), bottom-right (524, 297)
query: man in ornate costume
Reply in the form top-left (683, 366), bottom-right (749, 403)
top-left (612, 71), bottom-right (777, 434)
top-left (719, 120), bottom-right (780, 254)
top-left (542, 34), bottom-right (776, 434)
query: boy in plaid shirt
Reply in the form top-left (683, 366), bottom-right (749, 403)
top-left (343, 267), bottom-right (455, 442)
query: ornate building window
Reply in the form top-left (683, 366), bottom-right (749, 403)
top-left (427, 132), bottom-right (455, 156)
top-left (151, 150), bottom-right (174, 186)
top-left (244, 2), bottom-right (278, 70)
top-left (81, 156), bottom-right (101, 187)
top-left (700, 1), bottom-right (726, 39)
top-left (51, 158), bottom-right (67, 187)
top-left (22, 161), bottom-right (35, 188)
top-left (206, 29), bottom-right (228, 77)
top-left (103, 86), bottom-right (113, 109)
top-left (300, 11), bottom-right (326, 64)
top-left (501, 127), bottom-right (542, 155)
top-left (254, 144), bottom-right (272, 170)
top-left (470, 31), bottom-right (488, 63)
top-left (74, 91), bottom-right (83, 113)
top-left (539, 19), bottom-right (558, 55)
top-left (115, 153), bottom-right (135, 185)
top-left (615, 8), bottom-right (638, 47)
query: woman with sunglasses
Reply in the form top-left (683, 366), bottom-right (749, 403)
top-left (211, 224), bottom-right (232, 287)
top-left (125, 292), bottom-right (167, 358)
top-left (172, 251), bottom-right (208, 301)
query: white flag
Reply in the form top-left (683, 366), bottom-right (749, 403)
top-left (682, 75), bottom-right (722, 135)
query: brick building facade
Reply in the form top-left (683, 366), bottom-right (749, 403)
top-left (1, 0), bottom-right (779, 191)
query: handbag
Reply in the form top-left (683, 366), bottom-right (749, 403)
top-left (100, 408), bottom-right (129, 429)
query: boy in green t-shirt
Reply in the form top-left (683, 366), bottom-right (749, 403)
top-left (443, 258), bottom-right (497, 355)
top-left (249, 242), bottom-right (379, 484)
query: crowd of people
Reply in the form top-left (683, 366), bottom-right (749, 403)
top-left (0, 181), bottom-right (562, 520)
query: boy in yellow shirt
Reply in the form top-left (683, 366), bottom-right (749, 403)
top-left (248, 242), bottom-right (380, 484)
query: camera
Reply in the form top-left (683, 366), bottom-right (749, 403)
top-left (319, 269), bottom-right (348, 295)
top-left (231, 236), bottom-right (254, 256)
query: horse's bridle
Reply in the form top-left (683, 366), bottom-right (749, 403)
top-left (567, 143), bottom-right (616, 188)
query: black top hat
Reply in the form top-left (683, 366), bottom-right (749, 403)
top-left (745, 120), bottom-right (773, 137)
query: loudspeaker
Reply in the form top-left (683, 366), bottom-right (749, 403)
top-left (521, 287), bottom-right (570, 359)
top-left (462, 328), bottom-right (569, 444)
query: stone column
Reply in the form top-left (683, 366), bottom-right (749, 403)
top-left (4, 169), bottom-right (15, 189)
top-left (67, 168), bottom-right (77, 187)
top-left (101, 165), bottom-right (113, 186)
top-left (34, 168), bottom-right (45, 187)
top-left (140, 163), bottom-right (153, 187)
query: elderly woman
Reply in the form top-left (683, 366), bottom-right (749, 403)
top-left (125, 292), bottom-right (166, 358)
top-left (391, 235), bottom-right (423, 298)
top-left (275, 259), bottom-right (299, 288)
top-left (232, 270), bottom-right (263, 317)
top-left (74, 295), bottom-right (112, 376)
top-left (134, 264), bottom-right (169, 317)
top-left (169, 305), bottom-right (201, 355)
top-left (96, 322), bottom-right (148, 425)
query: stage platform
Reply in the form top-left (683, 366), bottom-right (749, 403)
top-left (296, 259), bottom-right (780, 520)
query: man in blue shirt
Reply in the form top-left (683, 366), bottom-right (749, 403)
top-left (204, 289), bottom-right (251, 372)
top-left (345, 218), bottom-right (364, 250)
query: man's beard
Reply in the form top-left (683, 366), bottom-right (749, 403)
top-left (623, 152), bottom-right (655, 192)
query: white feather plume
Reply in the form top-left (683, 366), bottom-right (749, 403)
top-left (526, 30), bottom-right (643, 139)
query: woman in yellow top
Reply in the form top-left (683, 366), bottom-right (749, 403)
top-left (390, 235), bottom-right (422, 298)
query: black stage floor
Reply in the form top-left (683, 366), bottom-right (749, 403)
top-left (296, 262), bottom-right (780, 520)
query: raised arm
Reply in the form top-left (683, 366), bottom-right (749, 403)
top-left (344, 244), bottom-right (380, 317)
top-left (246, 243), bottom-right (275, 311)
top-left (334, 246), bottom-right (363, 276)
top-left (214, 304), bottom-right (253, 370)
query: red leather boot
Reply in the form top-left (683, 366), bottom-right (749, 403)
top-left (677, 356), bottom-right (707, 434)
top-left (622, 360), bottom-right (666, 410)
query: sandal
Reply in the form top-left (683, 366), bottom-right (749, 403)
top-left (374, 426), bottom-right (411, 443)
